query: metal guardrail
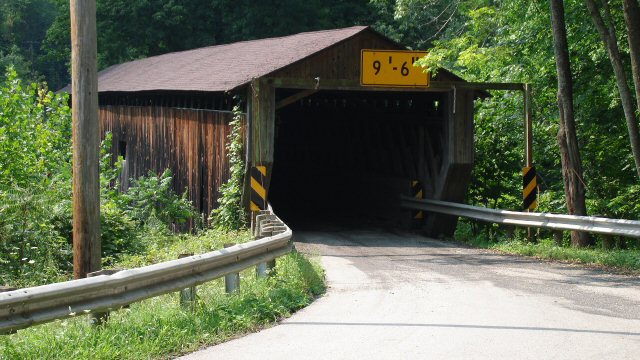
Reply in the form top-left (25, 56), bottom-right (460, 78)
top-left (401, 196), bottom-right (640, 238)
top-left (0, 209), bottom-right (292, 334)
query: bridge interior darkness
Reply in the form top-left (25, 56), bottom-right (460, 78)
top-left (269, 89), bottom-right (448, 229)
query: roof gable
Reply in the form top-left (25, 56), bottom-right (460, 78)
top-left (93, 26), bottom-right (373, 93)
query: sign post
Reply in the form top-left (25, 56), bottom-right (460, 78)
top-left (523, 166), bottom-right (538, 211)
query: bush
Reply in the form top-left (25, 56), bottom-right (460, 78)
top-left (119, 169), bottom-right (198, 231)
top-left (0, 67), bottom-right (71, 188)
top-left (100, 205), bottom-right (140, 265)
top-left (0, 182), bottom-right (73, 287)
top-left (0, 67), bottom-right (73, 287)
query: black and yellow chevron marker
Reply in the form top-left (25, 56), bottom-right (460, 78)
top-left (412, 180), bottom-right (424, 220)
top-left (523, 166), bottom-right (538, 211)
top-left (250, 166), bottom-right (267, 212)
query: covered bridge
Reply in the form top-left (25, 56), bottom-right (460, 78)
top-left (90, 26), bottom-right (482, 237)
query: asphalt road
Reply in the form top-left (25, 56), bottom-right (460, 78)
top-left (180, 230), bottom-right (640, 359)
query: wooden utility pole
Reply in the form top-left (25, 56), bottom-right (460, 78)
top-left (71, 0), bottom-right (101, 279)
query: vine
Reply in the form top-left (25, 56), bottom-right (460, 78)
top-left (211, 102), bottom-right (247, 230)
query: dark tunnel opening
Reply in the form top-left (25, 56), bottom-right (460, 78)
top-left (269, 89), bottom-right (448, 230)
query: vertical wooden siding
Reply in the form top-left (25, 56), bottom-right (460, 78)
top-left (99, 106), bottom-right (241, 216)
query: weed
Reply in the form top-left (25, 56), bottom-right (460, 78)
top-left (0, 241), bottom-right (325, 360)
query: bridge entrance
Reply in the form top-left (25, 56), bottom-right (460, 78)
top-left (269, 89), bottom-right (448, 229)
top-left (241, 27), bottom-right (481, 237)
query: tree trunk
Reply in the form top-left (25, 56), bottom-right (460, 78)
top-left (550, 0), bottom-right (592, 247)
top-left (586, 0), bottom-right (640, 180)
top-left (623, 0), bottom-right (640, 112)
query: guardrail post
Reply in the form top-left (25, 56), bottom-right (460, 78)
top-left (224, 244), bottom-right (240, 293)
top-left (178, 254), bottom-right (197, 309)
top-left (553, 231), bottom-right (564, 246)
top-left (256, 262), bottom-right (268, 278)
top-left (618, 237), bottom-right (628, 249)
top-left (87, 269), bottom-right (120, 325)
top-left (503, 225), bottom-right (515, 240)
top-left (527, 227), bottom-right (535, 242)
top-left (602, 235), bottom-right (614, 250)
top-left (256, 259), bottom-right (277, 278)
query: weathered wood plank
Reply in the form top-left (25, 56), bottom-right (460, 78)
top-left (266, 78), bottom-right (522, 93)
top-left (275, 89), bottom-right (317, 110)
top-left (99, 106), bottom-right (238, 220)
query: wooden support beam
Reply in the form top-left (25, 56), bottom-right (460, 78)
top-left (524, 83), bottom-right (534, 167)
top-left (250, 78), bottom-right (275, 166)
top-left (244, 78), bottom-right (275, 213)
top-left (265, 77), bottom-right (524, 93)
top-left (275, 89), bottom-right (317, 110)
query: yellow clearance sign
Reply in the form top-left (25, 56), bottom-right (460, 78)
top-left (360, 49), bottom-right (429, 87)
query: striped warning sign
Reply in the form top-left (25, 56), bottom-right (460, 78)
top-left (250, 166), bottom-right (267, 211)
top-left (523, 166), bottom-right (538, 211)
top-left (412, 180), bottom-right (424, 220)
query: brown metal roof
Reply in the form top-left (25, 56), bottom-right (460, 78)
top-left (91, 26), bottom-right (371, 93)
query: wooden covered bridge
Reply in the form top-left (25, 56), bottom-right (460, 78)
top-left (90, 26), bottom-right (485, 237)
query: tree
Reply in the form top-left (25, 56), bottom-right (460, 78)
top-left (585, 0), bottom-right (640, 180)
top-left (0, 0), bottom-right (57, 81)
top-left (550, 0), bottom-right (591, 246)
top-left (416, 0), bottom-right (640, 228)
top-left (370, 0), bottom-right (461, 49)
top-left (622, 0), bottom-right (640, 117)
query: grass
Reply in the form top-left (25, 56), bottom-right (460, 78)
top-left (455, 221), bottom-right (640, 273)
top-left (112, 228), bottom-right (254, 268)
top-left (0, 230), bottom-right (326, 360)
top-left (493, 239), bottom-right (640, 271)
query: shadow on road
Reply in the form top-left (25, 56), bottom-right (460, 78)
top-left (281, 321), bottom-right (640, 337)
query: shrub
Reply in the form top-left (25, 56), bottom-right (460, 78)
top-left (0, 67), bottom-right (73, 286)
top-left (119, 169), bottom-right (197, 230)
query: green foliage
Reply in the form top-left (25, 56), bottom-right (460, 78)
top-left (115, 229), bottom-right (252, 268)
top-left (498, 238), bottom-right (640, 271)
top-left (0, 0), bottom-right (57, 82)
top-left (370, 0), bottom-right (460, 50)
top-left (0, 237), bottom-right (325, 360)
top-left (418, 0), bottom-right (640, 224)
top-left (0, 67), bottom-right (73, 286)
top-left (119, 169), bottom-right (197, 231)
top-left (0, 182), bottom-right (73, 287)
top-left (0, 66), bottom-right (71, 187)
top-left (0, 70), bottom-right (203, 285)
top-left (212, 104), bottom-right (247, 231)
